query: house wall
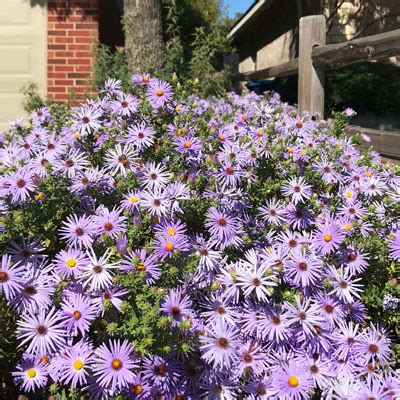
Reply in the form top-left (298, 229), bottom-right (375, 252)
top-left (236, 0), bottom-right (400, 74)
top-left (47, 0), bottom-right (98, 102)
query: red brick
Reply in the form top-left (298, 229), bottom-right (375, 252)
top-left (48, 30), bottom-right (66, 36)
top-left (54, 22), bottom-right (74, 29)
top-left (75, 37), bottom-right (95, 43)
top-left (68, 72), bottom-right (90, 78)
top-left (68, 44), bottom-right (88, 51)
top-left (55, 65), bottom-right (74, 72)
top-left (55, 51), bottom-right (74, 58)
top-left (76, 79), bottom-right (90, 85)
top-left (51, 94), bottom-right (70, 101)
top-left (55, 37), bottom-right (74, 44)
top-left (48, 86), bottom-right (67, 92)
top-left (48, 44), bottom-right (66, 50)
top-left (48, 51), bottom-right (55, 58)
top-left (76, 65), bottom-right (93, 72)
top-left (48, 58), bottom-right (66, 65)
top-left (75, 51), bottom-right (92, 58)
top-left (68, 29), bottom-right (95, 37)
top-left (55, 79), bottom-right (74, 85)
top-left (48, 72), bottom-right (67, 79)
top-left (75, 23), bottom-right (98, 29)
top-left (67, 58), bottom-right (91, 66)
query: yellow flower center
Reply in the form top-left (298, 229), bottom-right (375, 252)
top-left (35, 192), bottom-right (44, 201)
top-left (300, 150), bottom-right (306, 156)
top-left (73, 360), bottom-right (84, 370)
top-left (324, 234), bottom-right (332, 242)
top-left (345, 191), bottom-right (352, 198)
top-left (257, 131), bottom-right (263, 137)
top-left (111, 358), bottom-right (123, 370)
top-left (66, 258), bottom-right (77, 268)
top-left (26, 368), bottom-right (37, 378)
top-left (165, 242), bottom-right (174, 251)
top-left (137, 262), bottom-right (146, 271)
top-left (183, 141), bottom-right (191, 149)
top-left (336, 141), bottom-right (342, 147)
top-left (156, 89), bottom-right (164, 97)
top-left (73, 310), bottom-right (82, 320)
top-left (167, 228), bottom-right (176, 236)
top-left (39, 356), bottom-right (49, 364)
top-left (176, 129), bottom-right (183, 136)
top-left (143, 76), bottom-right (149, 83)
top-left (287, 148), bottom-right (293, 154)
top-left (288, 376), bottom-right (299, 387)
top-left (73, 132), bottom-right (80, 138)
top-left (365, 171), bottom-right (372, 177)
top-left (344, 223), bottom-right (351, 232)
top-left (241, 114), bottom-right (247, 120)
top-left (175, 106), bottom-right (182, 111)
top-left (130, 196), bottom-right (139, 203)
top-left (134, 384), bottom-right (143, 394)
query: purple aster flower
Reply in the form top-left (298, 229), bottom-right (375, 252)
top-left (10, 167), bottom-right (37, 203)
top-left (141, 188), bottom-right (171, 217)
top-left (60, 293), bottom-right (97, 336)
top-left (314, 220), bottom-right (344, 255)
top-left (258, 198), bottom-right (286, 226)
top-left (120, 190), bottom-right (142, 213)
top-left (160, 287), bottom-right (193, 325)
top-left (53, 149), bottom-right (90, 178)
top-left (111, 93), bottom-right (139, 116)
top-left (153, 233), bottom-right (190, 260)
top-left (116, 235), bottom-right (128, 255)
top-left (205, 207), bottom-right (243, 249)
top-left (12, 354), bottom-right (48, 392)
top-left (200, 320), bottom-right (239, 369)
top-left (258, 307), bottom-right (291, 343)
top-left (72, 106), bottom-right (102, 135)
top-left (328, 266), bottom-right (363, 303)
top-left (0, 254), bottom-right (25, 301)
top-left (121, 249), bottom-right (161, 285)
top-left (17, 307), bottom-right (65, 356)
top-left (104, 144), bottom-right (138, 176)
top-left (131, 73), bottom-right (154, 86)
top-left (92, 286), bottom-right (128, 315)
top-left (57, 341), bottom-right (94, 388)
top-left (314, 294), bottom-right (345, 327)
top-left (388, 232), bottom-right (400, 261)
top-left (270, 361), bottom-right (312, 400)
top-left (235, 341), bottom-right (268, 377)
top-left (12, 271), bottom-right (55, 314)
top-left (146, 79), bottom-right (174, 108)
top-left (285, 250), bottom-right (322, 288)
top-left (94, 206), bottom-right (127, 238)
top-left (92, 339), bottom-right (137, 393)
top-left (142, 355), bottom-right (181, 391)
top-left (126, 122), bottom-right (155, 150)
top-left (52, 248), bottom-right (89, 278)
top-left (173, 135), bottom-right (202, 154)
top-left (59, 214), bottom-right (96, 249)
top-left (101, 78), bottom-right (122, 96)
top-left (7, 237), bottom-right (46, 266)
top-left (340, 246), bottom-right (369, 275)
top-left (281, 176), bottom-right (312, 205)
top-left (236, 250), bottom-right (277, 301)
top-left (140, 162), bottom-right (170, 190)
top-left (80, 248), bottom-right (117, 291)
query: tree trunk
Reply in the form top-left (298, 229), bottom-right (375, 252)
top-left (123, 0), bottom-right (165, 75)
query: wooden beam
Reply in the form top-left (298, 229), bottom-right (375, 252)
top-left (312, 28), bottom-right (400, 68)
top-left (298, 15), bottom-right (326, 115)
top-left (234, 58), bottom-right (299, 81)
top-left (346, 125), bottom-right (400, 162)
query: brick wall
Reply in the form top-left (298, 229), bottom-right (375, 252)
top-left (47, 0), bottom-right (98, 102)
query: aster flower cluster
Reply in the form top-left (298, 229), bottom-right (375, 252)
top-left (0, 74), bottom-right (399, 399)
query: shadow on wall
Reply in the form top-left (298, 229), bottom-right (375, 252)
top-left (26, 0), bottom-right (100, 21)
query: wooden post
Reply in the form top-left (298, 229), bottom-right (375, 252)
top-left (298, 15), bottom-right (326, 116)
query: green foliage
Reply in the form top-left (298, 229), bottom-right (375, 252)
top-left (20, 82), bottom-right (46, 113)
top-left (326, 62), bottom-right (400, 116)
top-left (93, 44), bottom-right (130, 91)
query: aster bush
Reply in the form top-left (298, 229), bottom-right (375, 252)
top-left (0, 74), bottom-right (399, 399)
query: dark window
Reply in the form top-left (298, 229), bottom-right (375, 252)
top-left (98, 0), bottom-right (124, 48)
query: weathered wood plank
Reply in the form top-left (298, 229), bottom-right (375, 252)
top-left (346, 124), bottom-right (400, 163)
top-left (312, 28), bottom-right (400, 68)
top-left (233, 58), bottom-right (299, 81)
top-left (298, 15), bottom-right (326, 115)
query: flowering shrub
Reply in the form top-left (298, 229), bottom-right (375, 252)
top-left (0, 75), bottom-right (399, 399)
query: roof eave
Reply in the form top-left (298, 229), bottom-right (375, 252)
top-left (228, 0), bottom-right (267, 39)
